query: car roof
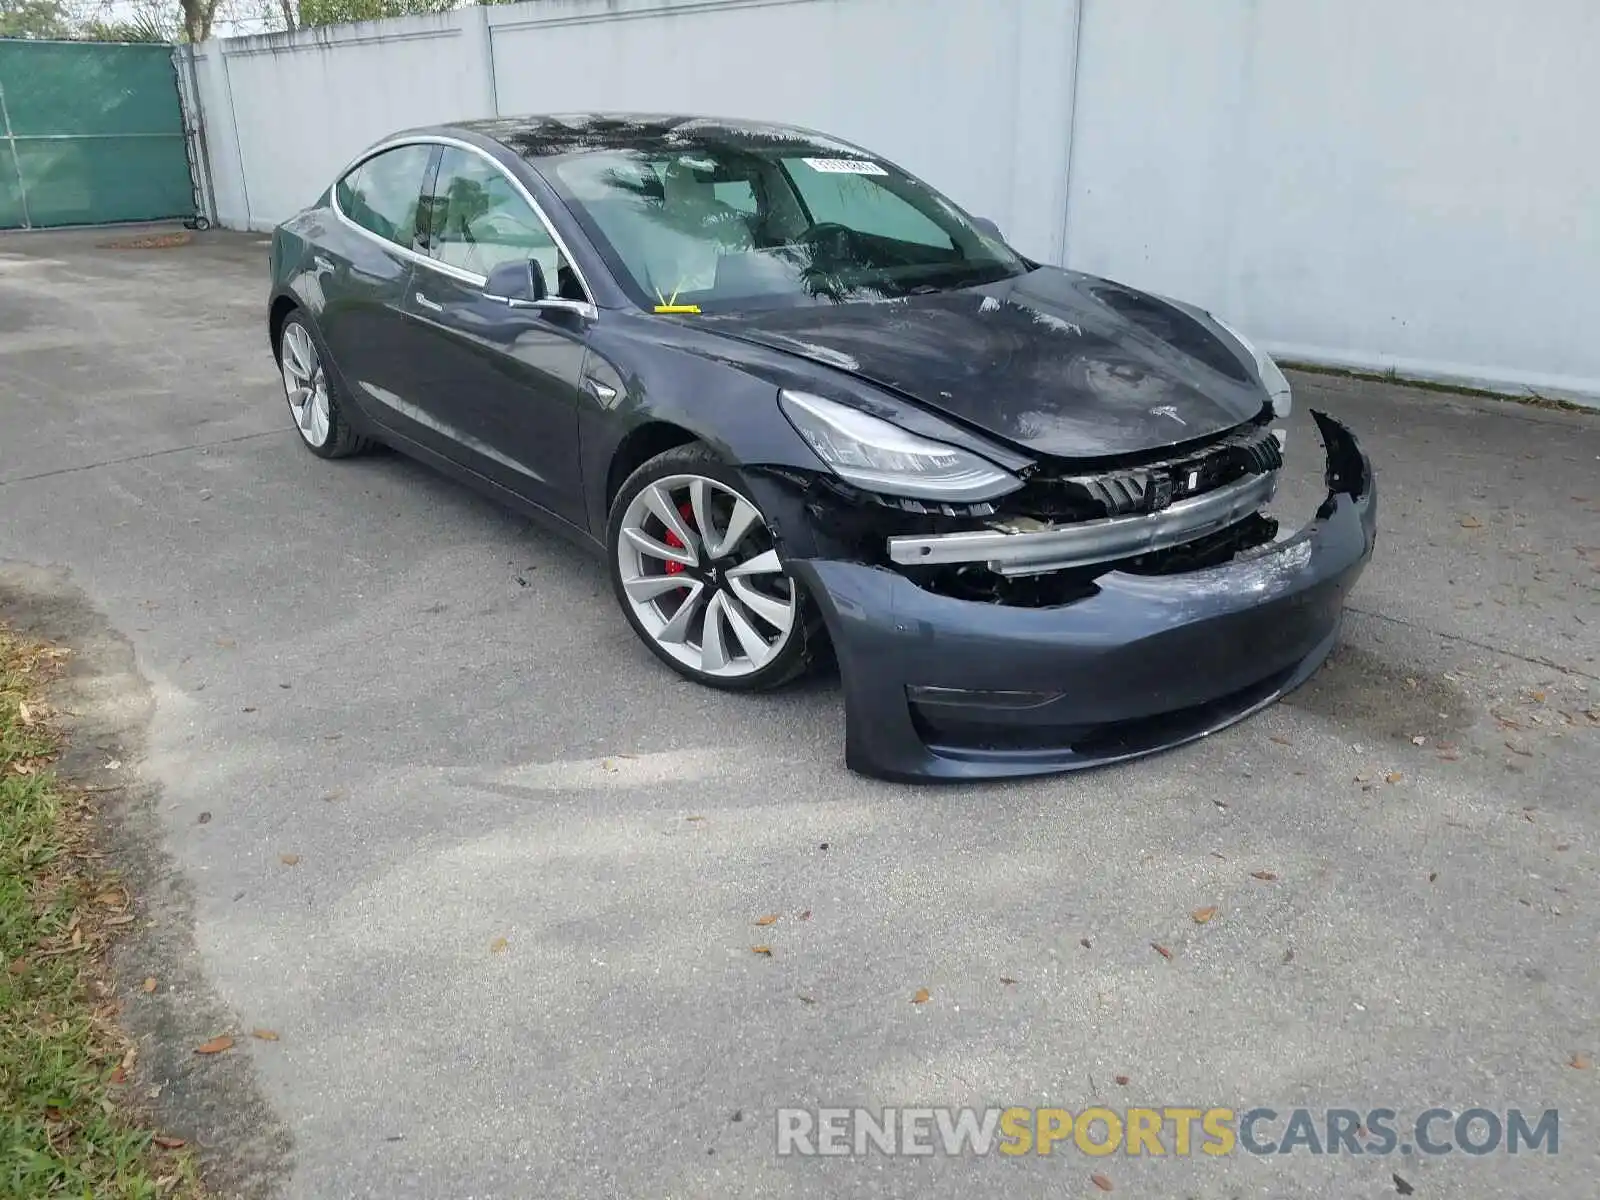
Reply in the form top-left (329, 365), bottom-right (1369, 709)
top-left (447, 113), bottom-right (866, 161)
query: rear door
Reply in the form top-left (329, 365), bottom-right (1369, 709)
top-left (317, 142), bottom-right (442, 448)
top-left (401, 144), bottom-right (591, 522)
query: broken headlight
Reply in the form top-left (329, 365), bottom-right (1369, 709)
top-left (779, 390), bottom-right (1021, 503)
top-left (1211, 315), bottom-right (1292, 419)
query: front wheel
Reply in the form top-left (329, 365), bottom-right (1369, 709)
top-left (607, 444), bottom-right (814, 691)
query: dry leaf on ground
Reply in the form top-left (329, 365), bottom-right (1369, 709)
top-left (754, 915), bottom-right (779, 926)
top-left (750, 945), bottom-right (772, 956)
top-left (1091, 1173), bottom-right (1114, 1192)
top-left (194, 1035), bottom-right (233, 1055)
top-left (251, 1028), bottom-right (279, 1041)
top-left (912, 987), bottom-right (930, 1004)
top-left (1151, 943), bottom-right (1172, 959)
top-left (1251, 870), bottom-right (1279, 882)
top-left (279, 854), bottom-right (300, 866)
top-left (490, 937), bottom-right (508, 954)
top-left (142, 977), bottom-right (157, 993)
top-left (1191, 906), bottom-right (1219, 924)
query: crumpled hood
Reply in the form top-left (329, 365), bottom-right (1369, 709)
top-left (698, 267), bottom-right (1269, 460)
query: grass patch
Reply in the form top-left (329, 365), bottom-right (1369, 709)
top-left (0, 626), bottom-right (199, 1198)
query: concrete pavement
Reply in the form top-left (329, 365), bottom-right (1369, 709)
top-left (2, 227), bottom-right (1596, 1199)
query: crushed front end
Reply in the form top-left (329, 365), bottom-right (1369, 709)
top-left (750, 410), bottom-right (1377, 781)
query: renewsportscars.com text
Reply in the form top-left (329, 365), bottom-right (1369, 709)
top-left (775, 1106), bottom-right (1558, 1158)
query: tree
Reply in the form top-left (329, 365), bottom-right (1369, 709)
top-left (295, 0), bottom-right (503, 28)
top-left (177, 0), bottom-right (218, 40)
top-left (78, 12), bottom-right (167, 40)
top-left (6, 0), bottom-right (528, 42)
top-left (0, 0), bottom-right (72, 38)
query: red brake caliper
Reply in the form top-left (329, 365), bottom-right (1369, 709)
top-left (663, 502), bottom-right (696, 577)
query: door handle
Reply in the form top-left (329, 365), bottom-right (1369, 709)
top-left (313, 254), bottom-right (336, 274)
top-left (414, 292), bottom-right (443, 313)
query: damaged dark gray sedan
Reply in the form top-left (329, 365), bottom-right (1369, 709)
top-left (266, 113), bottom-right (1377, 781)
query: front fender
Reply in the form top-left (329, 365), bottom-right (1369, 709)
top-left (576, 310), bottom-right (1038, 542)
top-left (577, 316), bottom-right (838, 538)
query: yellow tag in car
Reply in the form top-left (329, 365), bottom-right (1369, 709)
top-left (653, 304), bottom-right (701, 314)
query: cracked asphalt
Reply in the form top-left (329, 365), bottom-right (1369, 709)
top-left (1, 227), bottom-right (1597, 1199)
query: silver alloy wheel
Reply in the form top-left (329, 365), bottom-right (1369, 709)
top-left (280, 322), bottom-right (331, 448)
top-left (615, 473), bottom-right (797, 679)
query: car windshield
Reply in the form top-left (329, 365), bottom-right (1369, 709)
top-left (544, 144), bottom-right (1027, 312)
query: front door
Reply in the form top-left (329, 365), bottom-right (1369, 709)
top-left (402, 145), bottom-right (590, 523)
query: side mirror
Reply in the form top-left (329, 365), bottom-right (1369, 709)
top-left (483, 259), bottom-right (547, 306)
top-left (971, 217), bottom-right (1005, 243)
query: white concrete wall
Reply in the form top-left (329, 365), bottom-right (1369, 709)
top-left (1065, 0), bottom-right (1600, 400)
top-left (186, 10), bottom-right (494, 229)
top-left (186, 0), bottom-right (1600, 403)
top-left (487, 0), bottom-right (1079, 264)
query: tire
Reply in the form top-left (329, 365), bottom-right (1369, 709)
top-left (607, 443), bottom-right (815, 691)
top-left (276, 311), bottom-right (373, 460)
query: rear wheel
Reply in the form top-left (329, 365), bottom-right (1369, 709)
top-left (607, 444), bottom-right (813, 691)
top-left (277, 312), bottom-right (371, 459)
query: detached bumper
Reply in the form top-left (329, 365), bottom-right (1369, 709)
top-left (788, 413), bottom-right (1377, 782)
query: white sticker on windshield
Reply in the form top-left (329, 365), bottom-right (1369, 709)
top-left (802, 157), bottom-right (887, 176)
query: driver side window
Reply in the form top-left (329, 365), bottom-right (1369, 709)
top-left (428, 148), bottom-right (585, 299)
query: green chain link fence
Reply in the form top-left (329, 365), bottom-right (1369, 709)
top-left (0, 39), bottom-right (196, 229)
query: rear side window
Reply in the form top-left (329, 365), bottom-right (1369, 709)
top-left (336, 144), bottom-right (433, 248)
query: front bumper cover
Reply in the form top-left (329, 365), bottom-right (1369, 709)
top-left (786, 412), bottom-right (1377, 782)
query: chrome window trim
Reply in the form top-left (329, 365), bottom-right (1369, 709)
top-left (886, 468), bottom-right (1280, 577)
top-left (330, 134), bottom-right (599, 318)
